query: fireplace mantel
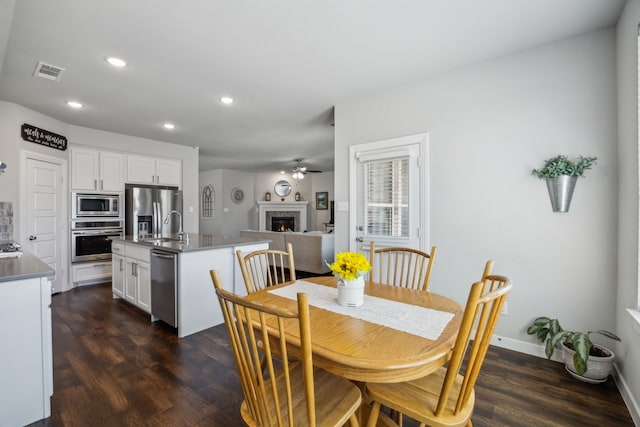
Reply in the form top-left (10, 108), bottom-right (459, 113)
top-left (258, 201), bottom-right (308, 231)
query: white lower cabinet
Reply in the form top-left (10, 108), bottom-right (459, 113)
top-left (136, 262), bottom-right (151, 312)
top-left (124, 260), bottom-right (138, 304)
top-left (112, 253), bottom-right (125, 298)
top-left (112, 241), bottom-right (151, 314)
top-left (0, 276), bottom-right (53, 426)
top-left (72, 261), bottom-right (112, 286)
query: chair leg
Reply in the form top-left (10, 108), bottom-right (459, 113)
top-left (389, 409), bottom-right (403, 426)
top-left (348, 413), bottom-right (360, 427)
top-left (366, 401), bottom-right (382, 427)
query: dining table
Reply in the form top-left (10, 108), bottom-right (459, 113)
top-left (244, 275), bottom-right (464, 384)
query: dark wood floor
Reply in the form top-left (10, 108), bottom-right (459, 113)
top-left (30, 282), bottom-right (633, 427)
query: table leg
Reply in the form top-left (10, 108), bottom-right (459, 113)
top-left (354, 381), bottom-right (398, 427)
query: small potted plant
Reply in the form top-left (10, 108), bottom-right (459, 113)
top-left (531, 155), bottom-right (597, 212)
top-left (527, 316), bottom-right (621, 383)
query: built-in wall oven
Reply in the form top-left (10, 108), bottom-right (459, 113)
top-left (72, 193), bottom-right (121, 219)
top-left (71, 220), bottom-right (123, 263)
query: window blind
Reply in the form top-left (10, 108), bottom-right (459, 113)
top-left (359, 157), bottom-right (410, 237)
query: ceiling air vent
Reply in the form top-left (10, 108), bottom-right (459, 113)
top-left (33, 61), bottom-right (65, 82)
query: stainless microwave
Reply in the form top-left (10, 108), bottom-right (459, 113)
top-left (72, 193), bottom-right (121, 218)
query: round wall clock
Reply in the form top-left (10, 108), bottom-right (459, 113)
top-left (231, 187), bottom-right (244, 204)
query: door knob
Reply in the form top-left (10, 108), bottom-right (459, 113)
top-left (29, 235), bottom-right (37, 240)
top-left (356, 237), bottom-right (364, 242)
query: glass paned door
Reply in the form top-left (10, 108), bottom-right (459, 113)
top-left (349, 133), bottom-right (428, 254)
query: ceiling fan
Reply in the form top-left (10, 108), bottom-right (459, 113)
top-left (290, 159), bottom-right (322, 180)
top-left (291, 159), bottom-right (307, 180)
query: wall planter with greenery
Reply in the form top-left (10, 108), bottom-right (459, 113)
top-left (531, 155), bottom-right (597, 212)
top-left (526, 316), bottom-right (621, 383)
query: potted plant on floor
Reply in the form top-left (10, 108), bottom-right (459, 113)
top-left (531, 155), bottom-right (597, 212)
top-left (527, 316), bottom-right (621, 383)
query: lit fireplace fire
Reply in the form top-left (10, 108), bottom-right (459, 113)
top-left (272, 216), bottom-right (295, 232)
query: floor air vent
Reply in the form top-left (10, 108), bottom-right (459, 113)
top-left (33, 61), bottom-right (65, 82)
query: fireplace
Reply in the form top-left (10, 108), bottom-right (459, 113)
top-left (272, 217), bottom-right (295, 232)
top-left (258, 201), bottom-right (308, 232)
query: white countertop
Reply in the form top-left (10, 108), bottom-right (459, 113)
top-left (0, 249), bottom-right (54, 283)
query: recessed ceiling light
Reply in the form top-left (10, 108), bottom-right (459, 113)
top-left (106, 57), bottom-right (127, 67)
top-left (163, 123), bottom-right (175, 130)
top-left (66, 101), bottom-right (83, 109)
top-left (220, 96), bottom-right (234, 105)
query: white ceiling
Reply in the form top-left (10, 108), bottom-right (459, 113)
top-left (0, 0), bottom-right (626, 173)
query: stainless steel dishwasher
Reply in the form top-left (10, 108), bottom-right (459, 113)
top-left (150, 250), bottom-right (177, 327)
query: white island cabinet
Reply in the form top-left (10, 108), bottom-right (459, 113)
top-left (111, 241), bottom-right (151, 313)
top-left (112, 235), bottom-right (269, 337)
top-left (177, 241), bottom-right (268, 337)
top-left (0, 252), bottom-right (54, 426)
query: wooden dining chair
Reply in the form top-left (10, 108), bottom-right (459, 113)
top-left (365, 274), bottom-right (512, 427)
top-left (237, 242), bottom-right (297, 294)
top-left (481, 260), bottom-right (494, 280)
top-left (385, 258), bottom-right (497, 426)
top-left (369, 242), bottom-right (437, 291)
top-left (210, 270), bottom-right (362, 427)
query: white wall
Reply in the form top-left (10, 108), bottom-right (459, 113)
top-left (200, 169), bottom-right (334, 234)
top-left (616, 0), bottom-right (640, 422)
top-left (335, 30), bottom-right (618, 352)
top-left (198, 169), bottom-right (255, 236)
top-left (0, 101), bottom-right (69, 238)
top-left (310, 171), bottom-right (334, 231)
top-left (199, 169), bottom-right (223, 235)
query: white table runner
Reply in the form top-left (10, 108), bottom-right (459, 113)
top-left (268, 280), bottom-right (455, 340)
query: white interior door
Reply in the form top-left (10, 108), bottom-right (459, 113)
top-left (23, 154), bottom-right (67, 293)
top-left (348, 133), bottom-right (429, 256)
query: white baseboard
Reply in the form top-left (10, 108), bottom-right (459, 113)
top-left (613, 365), bottom-right (640, 426)
top-left (490, 334), bottom-right (639, 424)
top-left (490, 334), bottom-right (563, 362)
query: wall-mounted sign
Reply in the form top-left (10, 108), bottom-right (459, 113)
top-left (21, 123), bottom-right (67, 151)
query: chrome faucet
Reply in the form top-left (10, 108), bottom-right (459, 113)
top-left (164, 210), bottom-right (188, 241)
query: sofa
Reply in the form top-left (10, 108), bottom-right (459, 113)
top-left (239, 230), bottom-right (334, 274)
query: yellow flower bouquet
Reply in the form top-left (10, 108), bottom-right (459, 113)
top-left (327, 252), bottom-right (371, 281)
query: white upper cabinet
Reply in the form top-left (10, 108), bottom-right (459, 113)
top-left (100, 152), bottom-right (125, 191)
top-left (126, 156), bottom-right (156, 184)
top-left (70, 147), bottom-right (124, 192)
top-left (126, 155), bottom-right (181, 187)
top-left (155, 158), bottom-right (182, 186)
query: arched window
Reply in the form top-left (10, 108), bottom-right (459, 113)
top-left (202, 185), bottom-right (214, 218)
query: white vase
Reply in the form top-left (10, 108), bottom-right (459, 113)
top-left (337, 276), bottom-right (365, 307)
top-left (561, 341), bottom-right (615, 383)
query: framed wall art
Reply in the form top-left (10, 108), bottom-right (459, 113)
top-left (316, 192), bottom-right (328, 210)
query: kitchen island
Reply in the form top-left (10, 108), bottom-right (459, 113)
top-left (112, 234), bottom-right (269, 337)
top-left (0, 248), bottom-right (54, 426)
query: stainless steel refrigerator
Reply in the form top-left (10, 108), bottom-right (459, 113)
top-left (125, 184), bottom-right (183, 236)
